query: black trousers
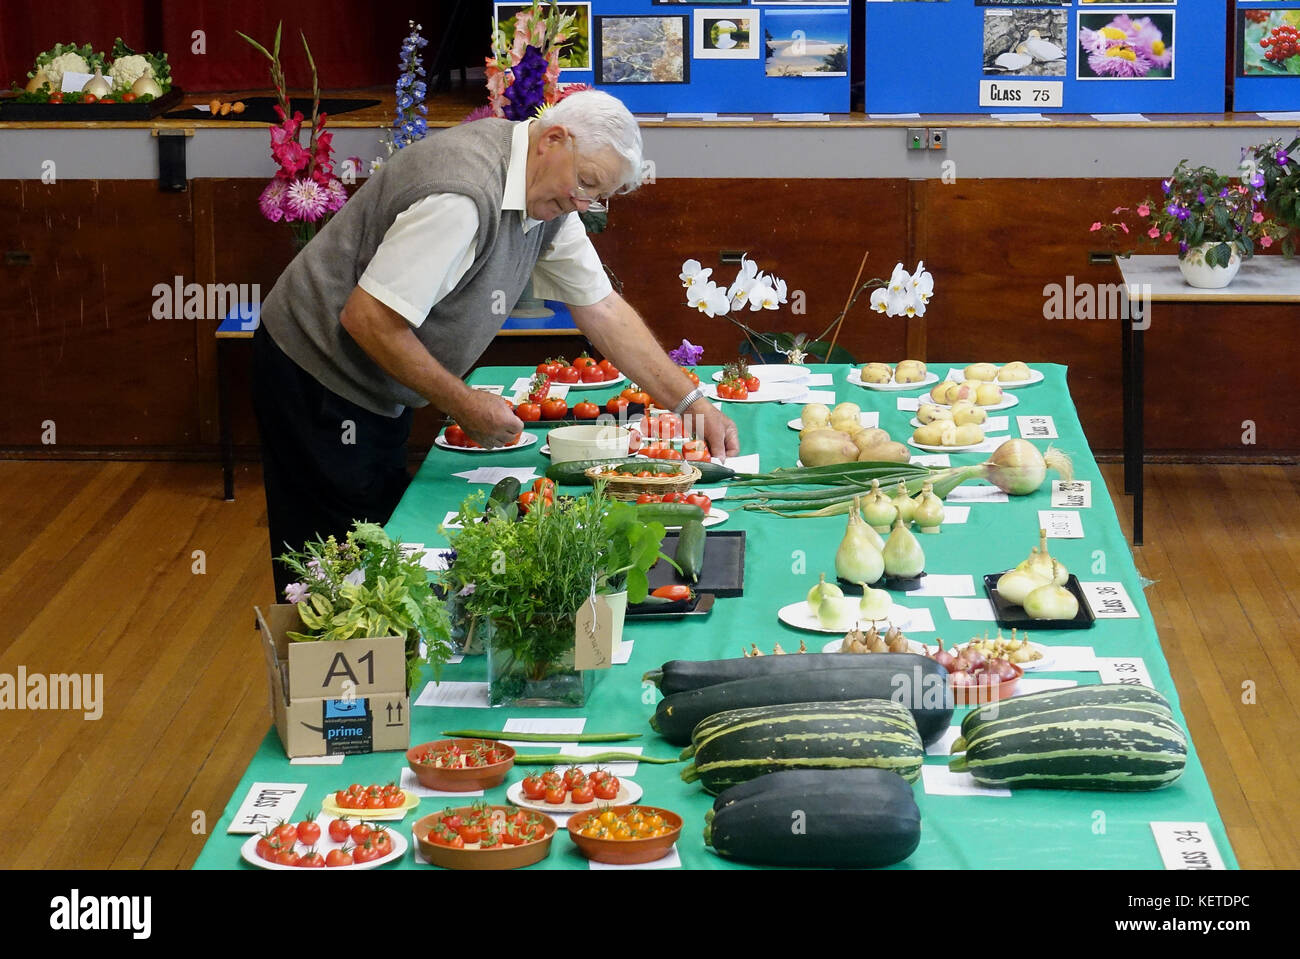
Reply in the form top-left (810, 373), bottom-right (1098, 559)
top-left (251, 324), bottom-right (414, 599)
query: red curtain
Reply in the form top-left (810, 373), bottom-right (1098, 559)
top-left (3, 0), bottom-right (472, 94)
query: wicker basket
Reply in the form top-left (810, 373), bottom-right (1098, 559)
top-left (585, 463), bottom-right (701, 501)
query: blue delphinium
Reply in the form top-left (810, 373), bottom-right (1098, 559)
top-left (393, 21), bottom-right (429, 149)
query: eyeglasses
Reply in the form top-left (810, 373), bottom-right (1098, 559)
top-left (568, 136), bottom-right (610, 214)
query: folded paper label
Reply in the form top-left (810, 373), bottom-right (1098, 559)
top-left (574, 594), bottom-right (616, 670)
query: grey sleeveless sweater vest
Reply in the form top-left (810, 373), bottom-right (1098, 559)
top-left (259, 119), bottom-right (565, 417)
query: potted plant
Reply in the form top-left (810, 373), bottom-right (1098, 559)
top-left (442, 484), bottom-right (673, 707)
top-left (277, 522), bottom-right (454, 692)
top-left (1091, 159), bottom-right (1289, 288)
top-left (1241, 135), bottom-right (1300, 258)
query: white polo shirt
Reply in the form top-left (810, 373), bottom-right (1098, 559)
top-left (357, 120), bottom-right (613, 328)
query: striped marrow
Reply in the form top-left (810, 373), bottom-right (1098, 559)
top-left (954, 682), bottom-right (1174, 751)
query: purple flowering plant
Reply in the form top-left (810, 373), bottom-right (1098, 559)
top-left (1241, 134), bottom-right (1300, 257)
top-left (392, 21), bottom-right (429, 149)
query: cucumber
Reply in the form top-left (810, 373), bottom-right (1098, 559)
top-left (545, 458), bottom-right (631, 485)
top-left (675, 519), bottom-right (706, 584)
top-left (487, 476), bottom-right (521, 507)
top-left (648, 654), bottom-right (953, 747)
top-left (634, 503), bottom-right (706, 526)
top-left (613, 461), bottom-right (686, 475)
top-left (704, 769), bottom-right (921, 867)
top-left (691, 461), bottom-right (737, 484)
top-left (646, 652), bottom-right (938, 696)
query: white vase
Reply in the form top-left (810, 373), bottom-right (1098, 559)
top-left (1178, 242), bottom-right (1242, 289)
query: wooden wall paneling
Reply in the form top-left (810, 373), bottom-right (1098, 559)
top-left (193, 179), bottom-right (219, 445)
top-left (905, 179), bottom-right (926, 360)
top-left (0, 180), bottom-right (199, 448)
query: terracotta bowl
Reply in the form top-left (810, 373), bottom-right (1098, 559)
top-left (406, 739), bottom-right (515, 792)
top-left (566, 805), bottom-right (683, 865)
top-left (949, 664), bottom-right (1024, 707)
top-left (413, 807), bottom-right (556, 870)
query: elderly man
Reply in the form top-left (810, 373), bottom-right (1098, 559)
top-left (252, 89), bottom-right (739, 595)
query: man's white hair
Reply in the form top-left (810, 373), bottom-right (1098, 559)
top-left (535, 89), bottom-right (644, 194)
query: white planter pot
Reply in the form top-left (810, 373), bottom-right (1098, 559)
top-left (1178, 242), bottom-right (1242, 289)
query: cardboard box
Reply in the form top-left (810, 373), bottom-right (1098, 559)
top-left (255, 604), bottom-right (411, 758)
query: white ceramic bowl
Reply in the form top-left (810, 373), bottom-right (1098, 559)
top-left (546, 424), bottom-right (631, 464)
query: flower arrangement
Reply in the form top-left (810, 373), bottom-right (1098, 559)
top-left (678, 255), bottom-right (935, 365)
top-left (1090, 159), bottom-right (1288, 266)
top-left (240, 23), bottom-right (348, 249)
top-left (278, 522), bottom-right (453, 692)
top-left (1241, 135), bottom-right (1300, 257)
top-left (15, 37), bottom-right (170, 101)
top-left (481, 0), bottom-right (582, 120)
top-left (1078, 14), bottom-right (1172, 80)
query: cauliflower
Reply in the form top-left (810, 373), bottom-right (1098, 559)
top-left (108, 54), bottom-right (153, 91)
top-left (42, 52), bottom-right (90, 89)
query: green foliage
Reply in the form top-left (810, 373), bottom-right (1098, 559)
top-left (31, 41), bottom-right (105, 78)
top-left (821, 45), bottom-right (848, 74)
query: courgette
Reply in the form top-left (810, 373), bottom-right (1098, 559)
top-left (955, 682), bottom-right (1173, 748)
top-left (646, 651), bottom-right (941, 696)
top-left (634, 502), bottom-right (705, 526)
top-left (704, 769), bottom-right (921, 867)
top-left (487, 476), bottom-right (521, 507)
top-left (648, 655), bottom-right (952, 747)
top-left (545, 457), bottom-right (631, 485)
top-left (675, 519), bottom-right (706, 584)
top-left (949, 702), bottom-right (1187, 791)
top-left (680, 699), bottom-right (924, 793)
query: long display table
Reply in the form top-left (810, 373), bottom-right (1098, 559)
top-left (194, 363), bottom-right (1235, 869)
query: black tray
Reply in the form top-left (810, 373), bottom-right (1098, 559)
top-left (647, 530), bottom-right (745, 598)
top-left (163, 95), bottom-right (379, 123)
top-left (0, 87), bottom-right (184, 121)
top-left (626, 592), bottom-right (715, 619)
top-left (982, 573), bottom-right (1096, 630)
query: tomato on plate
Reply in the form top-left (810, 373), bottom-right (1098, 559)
top-left (537, 359), bottom-right (562, 378)
top-left (574, 400), bottom-right (599, 419)
top-left (627, 390), bottom-right (651, 407)
top-left (540, 397), bottom-right (568, 420)
top-left (544, 786), bottom-right (567, 805)
top-left (256, 835), bottom-right (281, 861)
top-left (325, 847), bottom-right (354, 867)
top-left (296, 818), bottom-right (321, 845)
top-left (563, 766), bottom-right (587, 789)
top-left (652, 584), bottom-right (693, 601)
top-left (274, 821), bottom-right (298, 846)
top-left (353, 840), bottom-right (382, 862)
top-left (573, 355), bottom-right (599, 369)
top-left (383, 791), bottom-right (404, 808)
top-left (522, 774), bottom-right (547, 799)
top-left (540, 770), bottom-right (563, 788)
top-left (744, 375), bottom-right (761, 392)
top-left (444, 424), bottom-right (468, 447)
top-left (682, 369), bottom-right (700, 386)
top-left (661, 491), bottom-right (688, 504)
top-left (594, 777), bottom-right (620, 800)
top-left (554, 365), bottom-right (581, 384)
top-left (328, 818), bottom-right (351, 842)
top-left (579, 365), bottom-right (605, 384)
top-left (598, 358), bottom-right (618, 375)
top-left (685, 493), bottom-right (712, 513)
top-left (274, 848), bottom-right (300, 867)
top-left (516, 401), bottom-right (542, 422)
top-left (350, 822), bottom-right (373, 844)
top-left (296, 849), bottom-right (326, 868)
top-left (570, 783), bottom-right (594, 804)
top-left (605, 396), bottom-right (630, 416)
top-left (635, 493), bottom-right (660, 504)
top-left (458, 823), bottom-right (483, 844)
top-left (371, 828), bottom-right (393, 854)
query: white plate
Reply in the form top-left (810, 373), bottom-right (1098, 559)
top-left (567, 372), bottom-right (626, 390)
top-left (819, 637), bottom-right (929, 655)
top-left (930, 392), bottom-right (1020, 413)
top-left (910, 416), bottom-right (1007, 431)
top-left (847, 369), bottom-right (939, 392)
top-left (701, 381), bottom-right (806, 404)
top-left (777, 600), bottom-right (916, 634)
top-left (712, 364), bottom-right (811, 384)
top-left (952, 639), bottom-right (1054, 671)
top-left (435, 432), bottom-right (539, 453)
top-left (505, 780), bottom-right (643, 825)
top-left (240, 815), bottom-right (407, 870)
top-left (907, 437), bottom-right (988, 454)
top-left (965, 367), bottom-right (1044, 389)
top-left (788, 412), bottom-right (879, 432)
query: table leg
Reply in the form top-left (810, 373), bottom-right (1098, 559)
top-left (1133, 322), bottom-right (1144, 546)
top-left (218, 339), bottom-right (235, 502)
top-left (1121, 308), bottom-right (1134, 494)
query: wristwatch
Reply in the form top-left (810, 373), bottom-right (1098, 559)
top-left (673, 386), bottom-right (706, 416)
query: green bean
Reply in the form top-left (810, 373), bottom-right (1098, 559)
top-left (510, 751), bottom-right (680, 765)
top-left (442, 729), bottom-right (641, 743)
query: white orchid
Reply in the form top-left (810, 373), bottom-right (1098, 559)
top-left (748, 280), bottom-right (782, 311)
top-left (687, 279), bottom-right (731, 317)
top-left (910, 261), bottom-right (934, 304)
top-left (727, 256), bottom-right (762, 308)
top-left (870, 287), bottom-right (891, 314)
top-left (888, 262), bottom-right (911, 295)
top-left (680, 259), bottom-right (708, 288)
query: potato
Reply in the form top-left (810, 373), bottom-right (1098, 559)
top-left (860, 363), bottom-right (893, 384)
top-left (914, 422), bottom-right (957, 446)
top-left (929, 382), bottom-right (958, 405)
top-left (951, 402), bottom-right (987, 426)
top-left (895, 359), bottom-right (927, 383)
top-left (998, 361), bottom-right (1031, 382)
top-left (851, 427), bottom-right (891, 457)
top-left (829, 402), bottom-right (862, 433)
top-left (975, 382), bottom-right (1004, 406)
top-left (860, 441), bottom-right (911, 464)
top-left (917, 403), bottom-right (951, 425)
top-left (954, 423), bottom-right (985, 446)
top-left (800, 403), bottom-right (831, 430)
top-left (964, 363), bottom-right (998, 382)
top-left (799, 428), bottom-right (860, 467)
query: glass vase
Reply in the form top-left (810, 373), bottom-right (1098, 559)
top-left (485, 617), bottom-right (593, 708)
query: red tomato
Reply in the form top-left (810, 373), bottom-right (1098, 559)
top-left (445, 424), bottom-right (469, 447)
top-left (685, 493), bottom-right (712, 513)
top-left (594, 777), bottom-right (620, 800)
top-left (98, 96), bottom-right (116, 103)
top-left (372, 829), bottom-right (393, 854)
top-left (48, 93), bottom-right (64, 103)
top-left (121, 92), bottom-right (137, 103)
top-left (683, 369), bottom-right (700, 386)
top-left (544, 786), bottom-right (567, 804)
top-left (533, 478), bottom-right (556, 496)
top-left (353, 840), bottom-right (381, 863)
top-left (82, 94), bottom-right (98, 104)
top-left (554, 366), bottom-right (581, 384)
top-left (297, 819), bottom-right (321, 845)
top-left (274, 822), bottom-right (298, 846)
top-left (606, 396), bottom-right (631, 416)
top-left (540, 770), bottom-right (563, 788)
top-left (537, 361), bottom-right (559, 378)
top-left (458, 823), bottom-right (483, 844)
top-left (653, 413), bottom-right (683, 438)
top-left (296, 850), bottom-right (326, 868)
top-left (574, 400), bottom-right (600, 419)
top-left (683, 448), bottom-right (709, 462)
top-left (256, 835), bottom-right (279, 861)
top-left (325, 847), bottom-right (353, 867)
top-left (628, 390), bottom-right (651, 407)
top-left (635, 493), bottom-right (660, 504)
top-left (660, 448), bottom-right (683, 461)
top-left (516, 402), bottom-right (542, 422)
top-left (383, 791), bottom-right (404, 808)
top-left (328, 818), bottom-right (351, 842)
top-left (350, 822), bottom-right (373, 844)
top-left (570, 783), bottom-right (595, 804)
top-left (598, 359), bottom-right (618, 375)
top-left (563, 766), bottom-right (587, 789)
top-left (540, 398), bottom-right (568, 420)
top-left (522, 774), bottom-right (547, 799)
top-left (573, 355), bottom-right (599, 369)
top-left (661, 491), bottom-right (688, 503)
top-left (579, 365), bottom-right (605, 384)
top-left (744, 375), bottom-right (761, 392)
top-left (652, 584), bottom-right (693, 601)
top-left (274, 849), bottom-right (300, 867)
top-left (588, 768), bottom-right (610, 785)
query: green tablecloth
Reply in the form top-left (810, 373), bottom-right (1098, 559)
top-left (195, 364), bottom-right (1235, 870)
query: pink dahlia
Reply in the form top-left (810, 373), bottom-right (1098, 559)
top-left (258, 177), bottom-right (290, 223)
top-left (324, 178), bottom-right (349, 213)
top-left (1088, 44), bottom-right (1154, 78)
top-left (285, 177), bottom-right (329, 222)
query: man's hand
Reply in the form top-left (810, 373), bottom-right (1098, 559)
top-left (685, 401), bottom-right (740, 461)
top-left (452, 389), bottom-right (525, 449)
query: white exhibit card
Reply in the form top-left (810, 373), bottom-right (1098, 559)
top-left (712, 452), bottom-right (759, 473)
top-left (472, 384), bottom-right (505, 395)
top-left (906, 574), bottom-right (975, 598)
top-left (1038, 510), bottom-right (1084, 538)
top-left (805, 373), bottom-right (835, 386)
top-left (944, 598), bottom-right (997, 621)
top-left (783, 389), bottom-right (836, 405)
top-left (901, 606), bottom-right (937, 633)
top-left (941, 505), bottom-right (970, 524)
top-left (896, 397), bottom-right (921, 412)
top-left (1096, 657), bottom-right (1154, 689)
top-left (612, 640), bottom-right (634, 665)
top-left (1080, 581), bottom-right (1140, 619)
top-left (500, 717), bottom-right (587, 749)
top-left (1051, 480), bottom-right (1092, 509)
top-left (912, 454), bottom-right (950, 468)
top-left (774, 113), bottom-right (830, 122)
top-left (414, 681), bottom-right (492, 709)
top-left (453, 467), bottom-right (540, 486)
top-left (227, 783), bottom-right (308, 834)
top-left (948, 486), bottom-right (1009, 503)
top-left (1092, 113), bottom-right (1149, 122)
top-left (1017, 415), bottom-right (1058, 439)
top-left (990, 112), bottom-right (1051, 121)
top-left (667, 112), bottom-right (717, 119)
top-left (925, 726), bottom-right (963, 757)
top-left (868, 113), bottom-right (921, 119)
top-left (589, 846), bottom-right (681, 870)
top-left (985, 416), bottom-right (1010, 433)
top-left (399, 767), bottom-right (483, 799)
top-left (553, 745), bottom-right (642, 778)
top-left (1150, 822), bottom-right (1227, 870)
top-left (1040, 646), bottom-right (1100, 671)
top-left (1259, 112), bottom-right (1300, 122)
top-left (289, 754), bottom-right (346, 766)
top-left (60, 71), bottom-right (94, 92)
top-left (921, 765), bottom-right (1011, 798)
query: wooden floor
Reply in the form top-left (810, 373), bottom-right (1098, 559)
top-left (0, 460), bottom-right (1295, 869)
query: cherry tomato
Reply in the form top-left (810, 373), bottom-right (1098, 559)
top-left (579, 365), bottom-right (605, 384)
top-left (540, 397), bottom-right (568, 420)
top-left (635, 493), bottom-right (660, 504)
top-left (48, 93), bottom-right (64, 103)
top-left (256, 835), bottom-right (279, 861)
top-left (274, 821), bottom-right (298, 846)
top-left (297, 818), bottom-right (321, 845)
top-left (563, 766), bottom-right (587, 789)
top-left (325, 847), bottom-right (354, 867)
top-left (554, 365), bottom-right (581, 384)
top-left (537, 361), bottom-right (560, 378)
top-left (522, 774), bottom-right (547, 799)
top-left (372, 828), bottom-right (393, 854)
top-left (274, 849), bottom-right (300, 867)
top-left (516, 401), bottom-right (542, 422)
top-left (661, 491), bottom-right (688, 503)
top-left (353, 840), bottom-right (381, 863)
top-left (598, 359), bottom-right (618, 375)
top-left (574, 400), bottom-right (600, 419)
top-left (685, 493), bottom-right (712, 513)
top-left (121, 92), bottom-right (137, 102)
top-left (383, 791), bottom-right (404, 808)
top-left (683, 448), bottom-right (709, 462)
top-left (652, 584), bottom-right (693, 601)
top-left (744, 375), bottom-right (761, 392)
top-left (328, 818), bottom-right (351, 842)
top-left (544, 786), bottom-right (567, 804)
top-left (296, 849), bottom-right (326, 868)
top-left (683, 369), bottom-right (700, 386)
top-left (458, 823), bottom-right (483, 844)
top-left (659, 448), bottom-right (683, 461)
top-left (98, 96), bottom-right (116, 104)
top-left (573, 355), bottom-right (599, 369)
top-left (628, 390), bottom-right (651, 407)
top-left (606, 396), bottom-right (631, 416)
top-left (350, 822), bottom-right (373, 844)
top-left (82, 94), bottom-right (98, 104)
top-left (594, 777), bottom-right (620, 800)
top-left (571, 783), bottom-right (595, 804)
top-left (533, 478), bottom-right (556, 496)
top-left (588, 768), bottom-right (610, 785)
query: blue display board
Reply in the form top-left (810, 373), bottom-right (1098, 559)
top-left (1234, 2), bottom-right (1300, 111)
top-left (863, 1), bottom-right (1226, 115)
top-left (496, 2), bottom-right (851, 114)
